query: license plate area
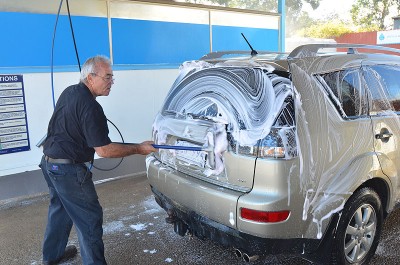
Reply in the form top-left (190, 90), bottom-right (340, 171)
top-left (175, 140), bottom-right (207, 168)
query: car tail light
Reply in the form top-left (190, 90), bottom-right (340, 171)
top-left (240, 208), bottom-right (290, 223)
top-left (227, 127), bottom-right (296, 159)
top-left (257, 128), bottom-right (286, 158)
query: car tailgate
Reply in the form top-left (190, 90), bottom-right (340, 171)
top-left (152, 114), bottom-right (255, 192)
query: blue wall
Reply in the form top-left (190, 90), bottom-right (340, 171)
top-left (0, 12), bottom-right (109, 69)
top-left (0, 11), bottom-right (279, 71)
top-left (212, 25), bottom-right (279, 52)
top-left (112, 18), bottom-right (210, 65)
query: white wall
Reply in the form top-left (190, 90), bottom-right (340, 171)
top-left (0, 68), bottom-right (178, 177)
top-left (99, 69), bottom-right (178, 143)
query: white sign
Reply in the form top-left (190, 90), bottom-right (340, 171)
top-left (377, 29), bottom-right (400, 44)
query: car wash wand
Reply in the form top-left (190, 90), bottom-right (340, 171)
top-left (115, 142), bottom-right (207, 152)
top-left (151, 144), bottom-right (216, 168)
top-left (152, 144), bottom-right (204, 151)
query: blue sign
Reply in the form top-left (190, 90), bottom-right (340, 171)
top-left (0, 75), bottom-right (30, 155)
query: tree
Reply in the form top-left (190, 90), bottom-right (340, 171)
top-left (351, 0), bottom-right (397, 30)
top-left (301, 20), bottom-right (353, 38)
top-left (202, 0), bottom-right (275, 10)
top-left (183, 0), bottom-right (320, 14)
top-left (182, 0), bottom-right (321, 36)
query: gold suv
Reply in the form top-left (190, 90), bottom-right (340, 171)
top-left (146, 44), bottom-right (400, 264)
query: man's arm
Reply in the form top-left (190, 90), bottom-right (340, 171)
top-left (94, 141), bottom-right (156, 158)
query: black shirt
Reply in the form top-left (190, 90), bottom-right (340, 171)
top-left (43, 82), bottom-right (111, 162)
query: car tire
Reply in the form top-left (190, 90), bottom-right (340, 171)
top-left (331, 187), bottom-right (383, 265)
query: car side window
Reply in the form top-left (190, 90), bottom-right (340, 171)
top-left (319, 68), bottom-right (367, 118)
top-left (363, 64), bottom-right (400, 115)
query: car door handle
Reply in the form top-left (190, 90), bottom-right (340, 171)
top-left (375, 132), bottom-right (393, 140)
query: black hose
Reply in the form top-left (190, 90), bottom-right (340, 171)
top-left (50, 0), bottom-right (64, 109)
top-left (92, 119), bottom-right (125, 171)
top-left (52, 0), bottom-right (124, 171)
top-left (66, 0), bottom-right (81, 71)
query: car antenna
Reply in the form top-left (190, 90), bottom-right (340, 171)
top-left (241, 33), bottom-right (258, 56)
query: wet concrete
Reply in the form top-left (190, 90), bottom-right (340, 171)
top-left (0, 174), bottom-right (399, 265)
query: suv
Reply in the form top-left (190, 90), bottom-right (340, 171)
top-left (146, 44), bottom-right (400, 264)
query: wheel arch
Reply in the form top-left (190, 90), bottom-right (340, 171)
top-left (356, 177), bottom-right (391, 218)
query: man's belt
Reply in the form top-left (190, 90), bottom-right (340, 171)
top-left (45, 155), bottom-right (78, 164)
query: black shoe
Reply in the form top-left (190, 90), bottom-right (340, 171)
top-left (43, 245), bottom-right (78, 265)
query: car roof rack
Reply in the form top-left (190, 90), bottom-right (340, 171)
top-left (288, 43), bottom-right (400, 59)
top-left (199, 50), bottom-right (287, 60)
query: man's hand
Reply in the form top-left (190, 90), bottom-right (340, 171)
top-left (137, 141), bottom-right (157, 155)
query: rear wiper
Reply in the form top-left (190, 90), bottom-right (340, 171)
top-left (241, 33), bottom-right (258, 56)
top-left (164, 110), bottom-right (215, 122)
top-left (163, 110), bottom-right (178, 116)
top-left (187, 112), bottom-right (213, 121)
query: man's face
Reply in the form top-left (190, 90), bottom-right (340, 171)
top-left (88, 62), bottom-right (114, 97)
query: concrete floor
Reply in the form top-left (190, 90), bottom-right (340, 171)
top-left (1, 174), bottom-right (400, 265)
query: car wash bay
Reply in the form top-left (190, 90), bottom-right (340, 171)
top-left (0, 174), bottom-right (400, 265)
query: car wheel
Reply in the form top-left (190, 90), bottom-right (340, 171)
top-left (331, 187), bottom-right (383, 265)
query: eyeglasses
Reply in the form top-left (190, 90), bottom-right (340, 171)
top-left (91, 73), bottom-right (115, 83)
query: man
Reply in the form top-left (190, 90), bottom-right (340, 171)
top-left (39, 55), bottom-right (156, 265)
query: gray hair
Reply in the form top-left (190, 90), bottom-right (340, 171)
top-left (80, 55), bottom-right (112, 83)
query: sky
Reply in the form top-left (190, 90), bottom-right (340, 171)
top-left (305, 0), bottom-right (355, 20)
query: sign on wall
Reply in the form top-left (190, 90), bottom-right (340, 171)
top-left (377, 29), bottom-right (400, 45)
top-left (0, 75), bottom-right (30, 154)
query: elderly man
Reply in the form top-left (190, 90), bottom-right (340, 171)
top-left (40, 55), bottom-right (155, 264)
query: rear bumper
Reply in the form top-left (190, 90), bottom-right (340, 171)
top-left (151, 185), bottom-right (339, 263)
top-left (146, 156), bottom-right (243, 230)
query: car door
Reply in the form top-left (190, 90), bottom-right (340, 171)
top-left (362, 62), bottom-right (400, 206)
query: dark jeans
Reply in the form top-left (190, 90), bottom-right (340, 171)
top-left (40, 156), bottom-right (107, 265)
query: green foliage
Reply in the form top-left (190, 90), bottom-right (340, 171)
top-left (286, 11), bottom-right (314, 36)
top-left (301, 21), bottom-right (354, 38)
top-left (357, 25), bottom-right (381, 32)
top-left (350, 0), bottom-right (395, 30)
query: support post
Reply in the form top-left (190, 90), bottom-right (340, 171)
top-left (278, 0), bottom-right (286, 52)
